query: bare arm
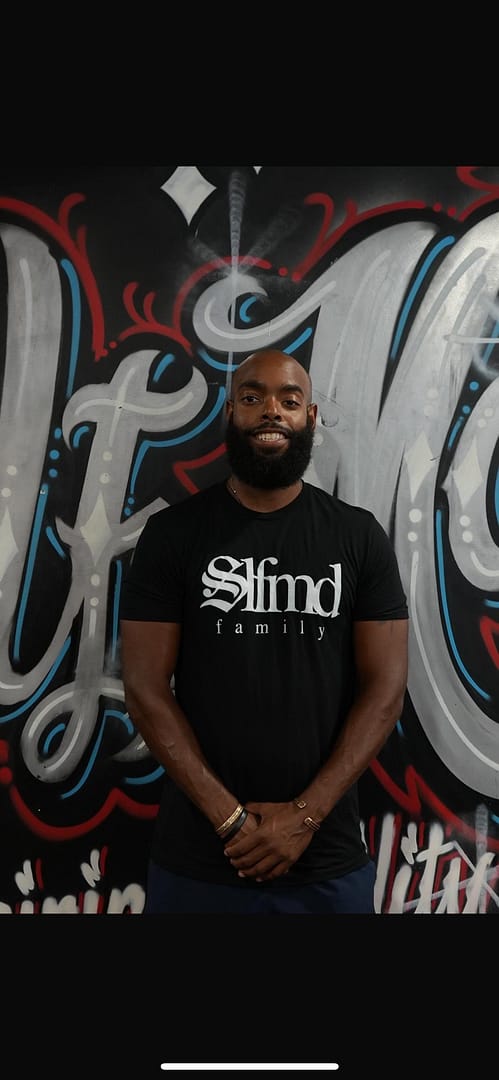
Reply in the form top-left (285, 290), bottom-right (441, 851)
top-left (292, 617), bottom-right (409, 817)
top-left (120, 619), bottom-right (244, 831)
top-left (225, 617), bottom-right (409, 880)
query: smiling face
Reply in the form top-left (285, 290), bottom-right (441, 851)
top-left (225, 350), bottom-right (317, 489)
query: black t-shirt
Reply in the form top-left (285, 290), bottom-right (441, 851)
top-left (120, 481), bottom-right (408, 885)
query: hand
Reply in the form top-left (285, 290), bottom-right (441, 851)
top-left (223, 801), bottom-right (315, 882)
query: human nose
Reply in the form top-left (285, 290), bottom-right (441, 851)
top-left (261, 395), bottom-right (281, 418)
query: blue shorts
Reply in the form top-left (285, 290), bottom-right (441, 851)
top-left (143, 859), bottom-right (376, 914)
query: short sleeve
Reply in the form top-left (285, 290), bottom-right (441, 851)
top-left (119, 510), bottom-right (183, 622)
top-left (353, 515), bottom-right (408, 621)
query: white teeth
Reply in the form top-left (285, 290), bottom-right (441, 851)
top-left (255, 432), bottom-right (284, 441)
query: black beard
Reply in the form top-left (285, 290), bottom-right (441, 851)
top-left (225, 416), bottom-right (315, 489)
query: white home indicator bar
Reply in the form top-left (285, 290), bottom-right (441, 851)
top-left (161, 1066), bottom-right (339, 1072)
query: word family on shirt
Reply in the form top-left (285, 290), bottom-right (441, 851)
top-left (213, 616), bottom-right (328, 641)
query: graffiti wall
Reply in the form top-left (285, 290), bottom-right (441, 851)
top-left (1, 164), bottom-right (498, 913)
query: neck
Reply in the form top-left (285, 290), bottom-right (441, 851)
top-left (226, 475), bottom-right (303, 512)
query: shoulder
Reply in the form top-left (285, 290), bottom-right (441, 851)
top-left (134, 484), bottom-right (226, 557)
top-left (302, 484), bottom-right (397, 561)
top-left (143, 483), bottom-right (225, 530)
top-left (303, 483), bottom-right (381, 528)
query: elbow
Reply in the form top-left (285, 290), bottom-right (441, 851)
top-left (381, 687), bottom-right (407, 734)
top-left (122, 679), bottom-right (144, 726)
top-left (123, 690), bottom-right (140, 729)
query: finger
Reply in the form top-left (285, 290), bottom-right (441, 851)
top-left (235, 854), bottom-right (283, 879)
top-left (224, 831), bottom-right (265, 857)
top-left (255, 861), bottom-right (291, 882)
top-left (227, 841), bottom-right (281, 869)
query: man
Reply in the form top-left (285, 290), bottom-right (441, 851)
top-left (119, 348), bottom-right (409, 913)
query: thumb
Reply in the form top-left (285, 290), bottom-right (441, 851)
top-left (244, 801), bottom-right (263, 822)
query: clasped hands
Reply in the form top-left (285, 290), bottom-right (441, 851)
top-left (223, 800), bottom-right (314, 883)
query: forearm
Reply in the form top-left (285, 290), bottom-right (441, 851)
top-left (296, 617), bottom-right (409, 825)
top-left (124, 683), bottom-right (240, 831)
top-left (225, 693), bottom-right (402, 883)
top-left (296, 688), bottom-right (405, 824)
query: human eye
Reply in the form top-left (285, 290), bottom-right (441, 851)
top-left (283, 398), bottom-right (301, 409)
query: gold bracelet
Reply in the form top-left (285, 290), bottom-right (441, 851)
top-left (303, 815), bottom-right (321, 832)
top-left (215, 803), bottom-right (244, 837)
top-left (293, 797), bottom-right (321, 832)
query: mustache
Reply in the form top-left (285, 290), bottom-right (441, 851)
top-left (249, 425), bottom-right (291, 437)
